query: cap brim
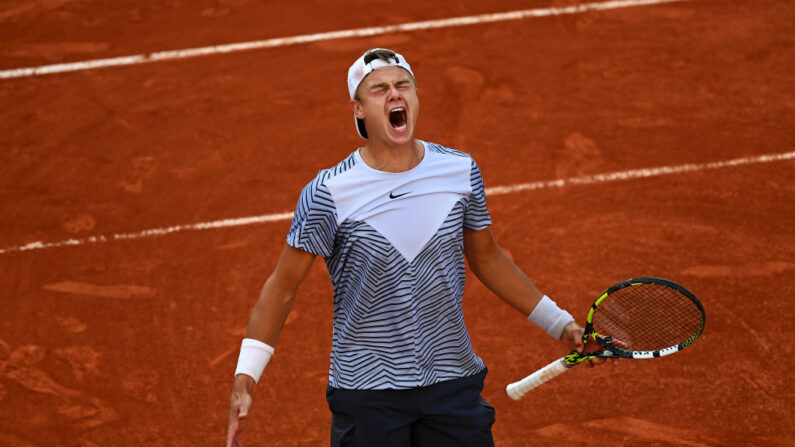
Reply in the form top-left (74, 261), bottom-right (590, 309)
top-left (355, 116), bottom-right (368, 139)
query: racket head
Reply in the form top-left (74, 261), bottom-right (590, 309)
top-left (585, 277), bottom-right (706, 359)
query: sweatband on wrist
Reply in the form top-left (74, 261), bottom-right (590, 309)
top-left (234, 338), bottom-right (274, 383)
top-left (527, 295), bottom-right (575, 339)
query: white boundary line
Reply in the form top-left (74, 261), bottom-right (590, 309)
top-left (0, 0), bottom-right (687, 80)
top-left (485, 151), bottom-right (795, 195)
top-left (1, 151), bottom-right (792, 255)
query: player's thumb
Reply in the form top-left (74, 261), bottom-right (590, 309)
top-left (237, 401), bottom-right (250, 421)
top-left (237, 392), bottom-right (252, 420)
top-left (572, 329), bottom-right (585, 353)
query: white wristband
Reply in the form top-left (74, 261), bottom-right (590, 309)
top-left (234, 338), bottom-right (275, 383)
top-left (527, 295), bottom-right (575, 339)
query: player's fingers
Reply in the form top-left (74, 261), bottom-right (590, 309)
top-left (227, 371), bottom-right (254, 446)
top-left (567, 325), bottom-right (585, 352)
top-left (227, 432), bottom-right (244, 447)
top-left (226, 399), bottom-right (249, 447)
top-left (226, 418), bottom-right (239, 447)
top-left (612, 338), bottom-right (629, 349)
top-left (226, 417), bottom-right (248, 447)
top-left (588, 357), bottom-right (606, 367)
top-left (237, 416), bottom-right (248, 447)
top-left (574, 334), bottom-right (584, 353)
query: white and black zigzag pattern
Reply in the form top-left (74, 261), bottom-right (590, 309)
top-left (287, 142), bottom-right (491, 389)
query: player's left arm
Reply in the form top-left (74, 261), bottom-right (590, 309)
top-left (463, 227), bottom-right (545, 316)
top-left (463, 227), bottom-right (607, 365)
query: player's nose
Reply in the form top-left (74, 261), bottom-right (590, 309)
top-left (386, 85), bottom-right (403, 102)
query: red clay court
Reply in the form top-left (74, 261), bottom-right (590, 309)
top-left (0, 0), bottom-right (793, 445)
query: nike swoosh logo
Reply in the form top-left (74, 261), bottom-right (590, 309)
top-left (389, 191), bottom-right (411, 199)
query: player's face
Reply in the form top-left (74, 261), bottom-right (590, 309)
top-left (352, 66), bottom-right (419, 146)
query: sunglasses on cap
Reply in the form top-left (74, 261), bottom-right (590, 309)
top-left (363, 48), bottom-right (401, 66)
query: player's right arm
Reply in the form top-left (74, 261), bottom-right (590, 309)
top-left (226, 243), bottom-right (316, 447)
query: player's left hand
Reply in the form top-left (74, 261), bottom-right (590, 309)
top-left (559, 322), bottom-right (619, 368)
top-left (226, 375), bottom-right (254, 447)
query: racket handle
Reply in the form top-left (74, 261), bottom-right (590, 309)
top-left (506, 357), bottom-right (570, 400)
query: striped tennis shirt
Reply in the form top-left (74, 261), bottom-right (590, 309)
top-left (287, 141), bottom-right (491, 390)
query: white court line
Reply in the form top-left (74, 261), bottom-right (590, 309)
top-left (0, 0), bottom-right (687, 80)
top-left (1, 151), bottom-right (792, 255)
top-left (485, 151), bottom-right (795, 195)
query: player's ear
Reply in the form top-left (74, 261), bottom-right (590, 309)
top-left (350, 98), bottom-right (365, 119)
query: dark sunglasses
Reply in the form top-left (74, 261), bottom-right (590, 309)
top-left (363, 49), bottom-right (400, 66)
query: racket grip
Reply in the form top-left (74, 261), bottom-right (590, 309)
top-left (506, 357), bottom-right (570, 400)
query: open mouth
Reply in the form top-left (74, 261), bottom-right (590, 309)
top-left (389, 107), bottom-right (407, 130)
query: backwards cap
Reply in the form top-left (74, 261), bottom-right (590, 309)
top-left (347, 48), bottom-right (414, 139)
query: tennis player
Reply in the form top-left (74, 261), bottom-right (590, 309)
top-left (226, 48), bottom-right (612, 447)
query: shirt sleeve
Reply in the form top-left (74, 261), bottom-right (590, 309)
top-left (463, 159), bottom-right (492, 231)
top-left (286, 175), bottom-right (337, 258)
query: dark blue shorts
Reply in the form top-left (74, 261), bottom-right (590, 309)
top-left (326, 368), bottom-right (495, 447)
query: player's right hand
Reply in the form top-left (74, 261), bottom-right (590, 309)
top-left (226, 375), bottom-right (255, 447)
top-left (559, 322), bottom-right (619, 368)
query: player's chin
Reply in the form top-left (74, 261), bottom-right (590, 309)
top-left (386, 124), bottom-right (413, 144)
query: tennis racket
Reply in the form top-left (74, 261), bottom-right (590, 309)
top-left (506, 277), bottom-right (705, 400)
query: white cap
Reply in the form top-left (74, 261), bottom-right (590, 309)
top-left (347, 48), bottom-right (415, 139)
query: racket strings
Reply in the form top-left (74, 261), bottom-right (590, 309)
top-left (592, 283), bottom-right (703, 351)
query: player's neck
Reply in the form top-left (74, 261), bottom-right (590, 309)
top-left (360, 139), bottom-right (423, 173)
